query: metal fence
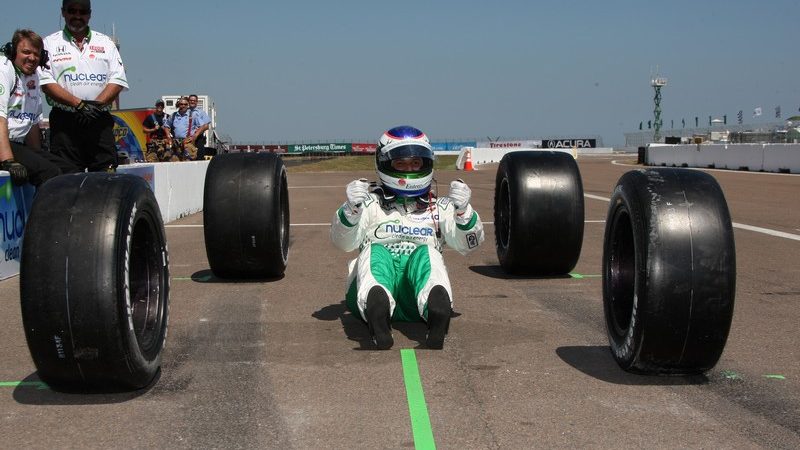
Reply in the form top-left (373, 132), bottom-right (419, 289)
top-left (624, 121), bottom-right (790, 147)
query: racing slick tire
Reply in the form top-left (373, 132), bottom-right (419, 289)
top-left (602, 168), bottom-right (736, 374)
top-left (203, 152), bottom-right (290, 278)
top-left (20, 173), bottom-right (170, 390)
top-left (494, 151), bottom-right (584, 274)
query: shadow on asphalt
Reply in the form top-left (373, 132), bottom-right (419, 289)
top-left (189, 269), bottom-right (285, 283)
top-left (12, 371), bottom-right (156, 405)
top-left (312, 301), bottom-right (460, 350)
top-left (556, 346), bottom-right (708, 386)
top-left (469, 265), bottom-right (573, 280)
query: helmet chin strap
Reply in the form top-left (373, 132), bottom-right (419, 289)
top-left (371, 183), bottom-right (434, 209)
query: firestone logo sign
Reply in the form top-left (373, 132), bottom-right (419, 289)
top-left (489, 142), bottom-right (522, 148)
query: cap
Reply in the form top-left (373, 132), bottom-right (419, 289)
top-left (63, 0), bottom-right (91, 8)
top-left (155, 99), bottom-right (165, 107)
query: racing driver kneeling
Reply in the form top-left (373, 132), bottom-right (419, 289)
top-left (330, 126), bottom-right (484, 350)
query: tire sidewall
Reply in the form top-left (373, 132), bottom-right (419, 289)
top-left (602, 181), bottom-right (647, 369)
top-left (115, 182), bottom-right (169, 385)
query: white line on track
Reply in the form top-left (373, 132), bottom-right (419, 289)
top-left (583, 193), bottom-right (800, 241)
top-left (165, 192), bottom-right (797, 240)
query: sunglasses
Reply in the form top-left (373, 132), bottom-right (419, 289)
top-left (65, 8), bottom-right (91, 15)
top-left (177, 103), bottom-right (188, 107)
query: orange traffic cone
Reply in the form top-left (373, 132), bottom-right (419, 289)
top-left (463, 149), bottom-right (474, 171)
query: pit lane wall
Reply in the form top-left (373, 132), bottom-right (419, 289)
top-left (0, 160), bottom-right (209, 280)
top-left (455, 146), bottom-right (615, 169)
top-left (646, 143), bottom-right (800, 173)
top-left (117, 160), bottom-right (209, 222)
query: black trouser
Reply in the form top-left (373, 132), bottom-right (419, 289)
top-left (49, 107), bottom-right (118, 171)
top-left (10, 141), bottom-right (79, 187)
top-left (195, 134), bottom-right (206, 160)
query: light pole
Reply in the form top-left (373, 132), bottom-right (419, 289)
top-left (651, 76), bottom-right (667, 143)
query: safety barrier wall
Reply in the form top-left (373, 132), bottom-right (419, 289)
top-left (0, 160), bottom-right (209, 280)
top-left (455, 147), bottom-right (615, 169)
top-left (118, 160), bottom-right (209, 222)
top-left (646, 144), bottom-right (800, 173)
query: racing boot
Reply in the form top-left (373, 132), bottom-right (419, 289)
top-left (425, 285), bottom-right (451, 350)
top-left (365, 286), bottom-right (393, 350)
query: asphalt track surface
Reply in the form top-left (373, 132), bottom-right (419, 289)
top-left (1, 155), bottom-right (798, 449)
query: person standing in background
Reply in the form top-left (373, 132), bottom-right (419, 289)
top-left (142, 99), bottom-right (176, 162)
top-left (39, 0), bottom-right (129, 172)
top-left (187, 94), bottom-right (210, 160)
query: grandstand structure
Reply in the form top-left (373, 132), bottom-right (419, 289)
top-left (624, 120), bottom-right (794, 148)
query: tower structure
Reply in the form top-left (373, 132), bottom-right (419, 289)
top-left (650, 75), bottom-right (667, 143)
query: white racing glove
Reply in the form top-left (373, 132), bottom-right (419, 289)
top-left (344, 178), bottom-right (371, 218)
top-left (449, 179), bottom-right (472, 210)
top-left (449, 179), bottom-right (474, 223)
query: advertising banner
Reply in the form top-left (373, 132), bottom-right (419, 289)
top-left (475, 140), bottom-right (542, 149)
top-left (112, 109), bottom-right (153, 162)
top-left (288, 143), bottom-right (351, 154)
top-left (265, 145), bottom-right (289, 154)
top-left (351, 143), bottom-right (377, 154)
top-left (430, 141), bottom-right (477, 152)
top-left (0, 176), bottom-right (35, 280)
top-left (541, 139), bottom-right (597, 148)
top-left (228, 144), bottom-right (288, 153)
top-left (119, 165), bottom-right (156, 192)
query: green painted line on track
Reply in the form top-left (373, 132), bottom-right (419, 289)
top-left (0, 381), bottom-right (49, 389)
top-left (401, 349), bottom-right (436, 450)
top-left (569, 273), bottom-right (601, 279)
top-left (764, 374), bottom-right (786, 380)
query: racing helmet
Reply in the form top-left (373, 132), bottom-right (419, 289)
top-left (375, 125), bottom-right (435, 198)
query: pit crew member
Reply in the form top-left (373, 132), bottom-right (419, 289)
top-left (1, 29), bottom-right (74, 186)
top-left (39, 0), bottom-right (129, 172)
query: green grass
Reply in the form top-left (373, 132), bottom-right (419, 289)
top-left (286, 155), bottom-right (458, 173)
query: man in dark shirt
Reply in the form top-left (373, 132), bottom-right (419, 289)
top-left (142, 99), bottom-right (177, 162)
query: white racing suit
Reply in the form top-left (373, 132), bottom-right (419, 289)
top-left (330, 192), bottom-right (484, 322)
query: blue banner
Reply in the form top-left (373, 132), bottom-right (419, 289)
top-left (430, 141), bottom-right (476, 152)
top-left (0, 176), bottom-right (35, 279)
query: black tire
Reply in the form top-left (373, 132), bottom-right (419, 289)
top-left (20, 173), bottom-right (169, 389)
top-left (494, 151), bottom-right (584, 274)
top-left (203, 152), bottom-right (289, 278)
top-left (602, 168), bottom-right (736, 374)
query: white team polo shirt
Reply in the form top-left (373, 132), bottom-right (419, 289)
top-left (0, 56), bottom-right (42, 142)
top-left (39, 28), bottom-right (129, 108)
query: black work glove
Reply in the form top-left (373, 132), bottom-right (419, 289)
top-left (75, 100), bottom-right (103, 125)
top-left (1, 159), bottom-right (28, 186)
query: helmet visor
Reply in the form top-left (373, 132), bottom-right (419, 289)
top-left (378, 144), bottom-right (435, 163)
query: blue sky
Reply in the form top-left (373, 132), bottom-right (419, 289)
top-left (3, 1), bottom-right (797, 146)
